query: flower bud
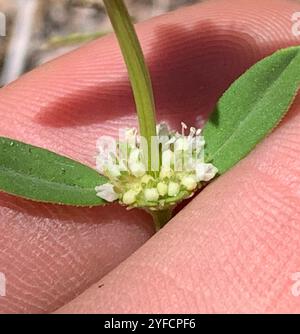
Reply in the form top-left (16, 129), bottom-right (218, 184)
top-left (123, 190), bottom-right (137, 205)
top-left (130, 162), bottom-right (146, 177)
top-left (144, 188), bottom-right (159, 202)
top-left (168, 182), bottom-right (180, 197)
top-left (181, 175), bottom-right (197, 191)
top-left (159, 167), bottom-right (173, 179)
top-left (157, 182), bottom-right (168, 196)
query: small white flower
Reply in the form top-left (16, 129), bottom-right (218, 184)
top-left (95, 122), bottom-right (218, 210)
top-left (144, 188), bottom-right (159, 202)
top-left (159, 167), bottom-right (173, 179)
top-left (128, 147), bottom-right (140, 163)
top-left (174, 137), bottom-right (189, 151)
top-left (157, 182), bottom-right (168, 196)
top-left (124, 128), bottom-right (138, 148)
top-left (95, 183), bottom-right (119, 202)
top-left (168, 182), bottom-right (180, 197)
top-left (195, 163), bottom-right (218, 182)
top-left (162, 149), bottom-right (174, 169)
top-left (181, 175), bottom-right (197, 191)
top-left (141, 174), bottom-right (154, 184)
top-left (127, 147), bottom-right (146, 177)
top-left (105, 162), bottom-right (121, 179)
top-left (123, 189), bottom-right (138, 205)
top-left (129, 162), bottom-right (146, 177)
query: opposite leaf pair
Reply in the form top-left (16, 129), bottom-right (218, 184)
top-left (0, 46), bottom-right (299, 216)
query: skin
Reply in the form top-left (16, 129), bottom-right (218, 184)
top-left (0, 0), bottom-right (300, 313)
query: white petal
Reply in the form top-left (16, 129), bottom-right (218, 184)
top-left (124, 128), bottom-right (138, 148)
top-left (174, 137), bottom-right (188, 151)
top-left (168, 182), bottom-right (180, 197)
top-left (164, 137), bottom-right (176, 147)
top-left (122, 189), bottom-right (137, 205)
top-left (181, 175), bottom-right (197, 191)
top-left (144, 188), bottom-right (159, 202)
top-left (195, 163), bottom-right (218, 182)
top-left (118, 159), bottom-right (128, 172)
top-left (159, 167), bottom-right (173, 179)
top-left (162, 149), bottom-right (174, 169)
top-left (96, 156), bottom-right (105, 173)
top-left (95, 183), bottom-right (118, 202)
top-left (129, 162), bottom-right (146, 177)
top-left (106, 163), bottom-right (121, 178)
top-left (129, 148), bottom-right (140, 164)
top-left (157, 182), bottom-right (168, 196)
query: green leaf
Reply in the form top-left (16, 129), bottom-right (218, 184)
top-left (203, 46), bottom-right (300, 174)
top-left (0, 137), bottom-right (107, 206)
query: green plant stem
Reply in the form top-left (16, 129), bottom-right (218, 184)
top-left (103, 0), bottom-right (157, 172)
top-left (151, 209), bottom-right (173, 231)
top-left (103, 0), bottom-right (171, 230)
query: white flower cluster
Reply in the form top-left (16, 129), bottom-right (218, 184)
top-left (95, 123), bottom-right (218, 210)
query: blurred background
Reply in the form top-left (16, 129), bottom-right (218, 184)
top-left (0, 0), bottom-right (201, 87)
